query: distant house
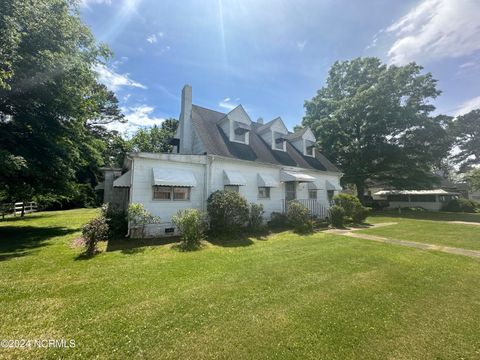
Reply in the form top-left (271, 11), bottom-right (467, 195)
top-left (373, 189), bottom-right (460, 211)
top-left (101, 85), bottom-right (342, 237)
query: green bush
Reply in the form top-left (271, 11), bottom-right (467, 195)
top-left (248, 203), bottom-right (264, 233)
top-left (351, 205), bottom-right (370, 223)
top-left (329, 205), bottom-right (345, 228)
top-left (287, 200), bottom-right (313, 233)
top-left (82, 216), bottom-right (109, 256)
top-left (101, 203), bottom-right (127, 239)
top-left (332, 193), bottom-right (362, 218)
top-left (172, 209), bottom-right (207, 250)
top-left (207, 191), bottom-right (249, 234)
top-left (269, 212), bottom-right (288, 229)
top-left (442, 198), bottom-right (479, 213)
top-left (127, 203), bottom-right (160, 238)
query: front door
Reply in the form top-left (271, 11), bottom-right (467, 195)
top-left (285, 182), bottom-right (296, 201)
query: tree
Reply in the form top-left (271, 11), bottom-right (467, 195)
top-left (129, 119), bottom-right (178, 153)
top-left (450, 109), bottom-right (480, 171)
top-left (303, 57), bottom-right (452, 203)
top-left (0, 0), bottom-right (124, 204)
top-left (465, 168), bottom-right (480, 192)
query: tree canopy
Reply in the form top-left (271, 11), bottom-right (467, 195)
top-left (302, 57), bottom-right (452, 201)
top-left (0, 0), bottom-right (124, 204)
top-left (128, 119), bottom-right (179, 153)
top-left (450, 109), bottom-right (480, 171)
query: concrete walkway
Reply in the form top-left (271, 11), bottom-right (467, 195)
top-left (326, 223), bottom-right (480, 259)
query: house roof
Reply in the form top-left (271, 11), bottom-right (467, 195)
top-left (190, 105), bottom-right (340, 173)
top-left (374, 189), bottom-right (459, 196)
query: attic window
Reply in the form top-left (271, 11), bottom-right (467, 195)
top-left (305, 142), bottom-right (315, 157)
top-left (233, 122), bottom-right (250, 143)
top-left (274, 132), bottom-right (286, 151)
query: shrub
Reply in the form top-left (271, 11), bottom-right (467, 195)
top-left (287, 200), bottom-right (313, 233)
top-left (207, 191), bottom-right (249, 234)
top-left (127, 203), bottom-right (160, 238)
top-left (269, 212), bottom-right (288, 229)
top-left (82, 216), bottom-right (109, 256)
top-left (442, 198), bottom-right (479, 213)
top-left (332, 193), bottom-right (362, 218)
top-left (172, 209), bottom-right (207, 250)
top-left (351, 205), bottom-right (370, 223)
top-left (101, 203), bottom-right (127, 239)
top-left (248, 203), bottom-right (264, 233)
top-left (329, 205), bottom-right (345, 228)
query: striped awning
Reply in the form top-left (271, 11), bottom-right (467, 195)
top-left (307, 181), bottom-right (323, 190)
top-left (113, 170), bottom-right (131, 188)
top-left (257, 174), bottom-right (279, 187)
top-left (223, 170), bottom-right (247, 186)
top-left (152, 168), bottom-right (197, 187)
top-left (280, 170), bottom-right (315, 182)
top-left (326, 180), bottom-right (342, 191)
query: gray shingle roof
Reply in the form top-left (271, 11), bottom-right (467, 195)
top-left (190, 105), bottom-right (340, 173)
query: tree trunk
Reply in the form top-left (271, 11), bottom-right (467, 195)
top-left (356, 181), bottom-right (366, 205)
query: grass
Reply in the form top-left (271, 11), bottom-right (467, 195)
top-left (1, 209), bottom-right (480, 359)
top-left (363, 211), bottom-right (480, 251)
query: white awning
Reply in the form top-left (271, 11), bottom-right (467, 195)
top-left (224, 170), bottom-right (247, 186)
top-left (280, 170), bottom-right (315, 182)
top-left (326, 180), bottom-right (342, 191)
top-left (152, 168), bottom-right (197, 187)
top-left (307, 181), bottom-right (324, 190)
top-left (113, 170), bottom-right (131, 188)
top-left (257, 174), bottom-right (279, 187)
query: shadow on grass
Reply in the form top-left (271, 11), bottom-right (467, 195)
top-left (0, 214), bottom-right (53, 223)
top-left (106, 236), bottom-right (181, 253)
top-left (0, 226), bottom-right (77, 261)
top-left (206, 229), bottom-right (271, 247)
top-left (371, 210), bottom-right (480, 223)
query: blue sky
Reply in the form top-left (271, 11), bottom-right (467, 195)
top-left (80, 0), bottom-right (480, 135)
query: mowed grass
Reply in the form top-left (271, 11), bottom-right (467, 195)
top-left (364, 211), bottom-right (480, 251)
top-left (1, 209), bottom-right (480, 359)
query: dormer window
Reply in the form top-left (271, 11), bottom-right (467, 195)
top-left (305, 141), bottom-right (315, 157)
top-left (274, 132), bottom-right (286, 151)
top-left (233, 121), bottom-right (250, 143)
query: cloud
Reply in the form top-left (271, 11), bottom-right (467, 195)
top-left (80, 0), bottom-right (111, 8)
top-left (297, 40), bottom-right (307, 51)
top-left (94, 64), bottom-right (146, 91)
top-left (386, 0), bottom-right (480, 64)
top-left (146, 34), bottom-right (158, 44)
top-left (106, 105), bottom-right (165, 135)
top-left (218, 97), bottom-right (239, 111)
top-left (455, 96), bottom-right (480, 116)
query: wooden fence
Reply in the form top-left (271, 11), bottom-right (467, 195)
top-left (283, 199), bottom-right (328, 219)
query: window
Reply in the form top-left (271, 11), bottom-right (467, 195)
top-left (224, 185), bottom-right (239, 193)
top-left (308, 190), bottom-right (317, 199)
top-left (410, 194), bottom-right (436, 202)
top-left (306, 145), bottom-right (315, 157)
top-left (153, 186), bottom-right (191, 201)
top-left (387, 194), bottom-right (409, 202)
top-left (258, 187), bottom-right (270, 199)
top-left (327, 190), bottom-right (335, 202)
top-left (173, 187), bottom-right (190, 201)
top-left (274, 132), bottom-right (285, 150)
top-left (153, 186), bottom-right (172, 200)
top-left (234, 131), bottom-right (246, 142)
top-left (285, 182), bottom-right (296, 201)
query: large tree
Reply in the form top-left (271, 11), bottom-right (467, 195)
top-left (128, 119), bottom-right (179, 153)
top-left (0, 0), bottom-right (124, 203)
top-left (450, 109), bottom-right (480, 171)
top-left (303, 57), bottom-right (452, 202)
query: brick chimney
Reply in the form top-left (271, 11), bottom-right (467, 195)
top-left (179, 84), bottom-right (193, 153)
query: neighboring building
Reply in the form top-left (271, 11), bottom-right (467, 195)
top-left (373, 189), bottom-right (460, 211)
top-left (101, 85), bottom-right (342, 237)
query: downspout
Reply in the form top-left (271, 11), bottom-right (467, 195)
top-left (126, 155), bottom-right (134, 237)
top-left (204, 154), bottom-right (214, 211)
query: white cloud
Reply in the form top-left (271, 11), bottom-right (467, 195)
top-left (218, 97), bottom-right (238, 111)
top-left (455, 96), bottom-right (480, 116)
top-left (386, 0), bottom-right (480, 64)
top-left (297, 40), bottom-right (307, 51)
top-left (106, 105), bottom-right (165, 135)
top-left (94, 64), bottom-right (146, 91)
top-left (146, 34), bottom-right (158, 44)
top-left (80, 0), bottom-right (111, 8)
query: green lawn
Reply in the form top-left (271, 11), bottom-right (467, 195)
top-left (1, 209), bottom-right (480, 359)
top-left (363, 211), bottom-right (480, 251)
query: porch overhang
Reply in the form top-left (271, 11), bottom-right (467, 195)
top-left (113, 170), bottom-right (131, 188)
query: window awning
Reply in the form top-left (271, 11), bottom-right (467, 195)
top-left (224, 170), bottom-right (247, 186)
top-left (257, 174), bottom-right (279, 187)
top-left (113, 170), bottom-right (131, 188)
top-left (325, 180), bottom-right (342, 191)
top-left (307, 181), bottom-right (323, 190)
top-left (152, 168), bottom-right (197, 187)
top-left (280, 170), bottom-right (315, 182)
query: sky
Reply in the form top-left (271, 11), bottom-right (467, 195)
top-left (80, 0), bottom-right (480, 135)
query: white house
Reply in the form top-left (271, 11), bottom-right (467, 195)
top-left (103, 85), bottom-right (343, 237)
